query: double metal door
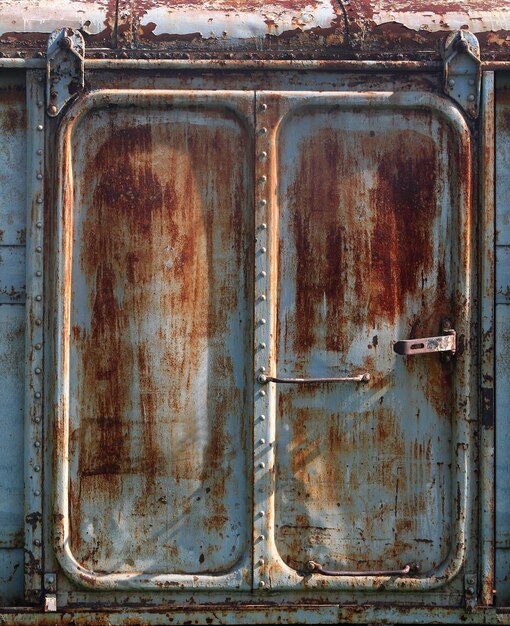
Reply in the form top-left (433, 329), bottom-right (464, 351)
top-left (51, 87), bottom-right (476, 598)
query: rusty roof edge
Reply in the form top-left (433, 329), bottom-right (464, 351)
top-left (0, 1), bottom-right (508, 59)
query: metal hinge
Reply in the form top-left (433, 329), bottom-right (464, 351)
top-left (43, 572), bottom-right (57, 612)
top-left (393, 319), bottom-right (456, 357)
top-left (464, 572), bottom-right (477, 613)
top-left (46, 28), bottom-right (85, 117)
top-left (443, 30), bottom-right (481, 119)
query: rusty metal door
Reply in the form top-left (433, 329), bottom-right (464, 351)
top-left (253, 91), bottom-right (475, 592)
top-left (53, 91), bottom-right (254, 590)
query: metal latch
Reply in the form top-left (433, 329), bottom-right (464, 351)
top-left (47, 28), bottom-right (85, 117)
top-left (393, 319), bottom-right (456, 357)
top-left (443, 30), bottom-right (481, 119)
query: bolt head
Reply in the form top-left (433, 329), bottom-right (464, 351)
top-left (59, 36), bottom-right (73, 50)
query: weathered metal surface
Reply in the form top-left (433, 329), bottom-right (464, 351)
top-left (0, 1), bottom-right (507, 59)
top-left (53, 90), bottom-right (254, 590)
top-left (480, 71), bottom-right (495, 606)
top-left (0, 72), bottom-right (27, 605)
top-left (495, 72), bottom-right (510, 607)
top-left (0, 246), bottom-right (26, 303)
top-left (253, 90), bottom-right (474, 592)
top-left (0, 305), bottom-right (25, 549)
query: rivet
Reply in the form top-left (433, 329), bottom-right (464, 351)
top-left (36, 221), bottom-right (43, 229)
top-left (36, 246), bottom-right (42, 253)
top-left (36, 124), bottom-right (43, 131)
top-left (34, 490), bottom-right (41, 496)
top-left (259, 271), bottom-right (266, 278)
top-left (260, 223), bottom-right (267, 230)
top-left (34, 440), bottom-right (41, 447)
top-left (259, 390), bottom-right (266, 397)
top-left (259, 318), bottom-right (266, 324)
top-left (260, 103), bottom-right (267, 111)
top-left (468, 94), bottom-right (475, 102)
top-left (468, 577), bottom-right (475, 585)
top-left (259, 199), bottom-right (267, 207)
top-left (34, 416), bottom-right (41, 424)
top-left (34, 539), bottom-right (41, 547)
top-left (35, 343), bottom-right (42, 350)
top-left (259, 366), bottom-right (266, 372)
top-left (46, 575), bottom-right (55, 584)
top-left (36, 271), bottom-right (42, 277)
top-left (258, 534), bottom-right (265, 541)
top-left (259, 342), bottom-right (266, 350)
top-left (259, 151), bottom-right (267, 160)
top-left (259, 175), bottom-right (267, 183)
top-left (448, 78), bottom-right (455, 87)
top-left (48, 104), bottom-right (58, 115)
top-left (36, 196), bottom-right (43, 204)
top-left (259, 510), bottom-right (266, 517)
top-left (33, 465), bottom-right (40, 472)
top-left (468, 78), bottom-right (475, 86)
top-left (259, 294), bottom-right (267, 301)
top-left (35, 367), bottom-right (41, 374)
top-left (259, 462), bottom-right (266, 469)
top-left (35, 319), bottom-right (42, 325)
top-left (36, 173), bottom-right (43, 180)
top-left (259, 127), bottom-right (268, 134)
top-left (259, 580), bottom-right (266, 588)
top-left (34, 392), bottom-right (41, 399)
top-left (36, 149), bottom-right (43, 156)
top-left (37, 101), bottom-right (43, 107)
top-left (259, 558), bottom-right (265, 566)
top-left (260, 247), bottom-right (267, 253)
top-left (260, 415), bottom-right (266, 421)
top-left (259, 439), bottom-right (266, 445)
top-left (35, 295), bottom-right (42, 301)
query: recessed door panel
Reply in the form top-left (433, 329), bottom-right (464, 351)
top-left (54, 92), bottom-right (254, 590)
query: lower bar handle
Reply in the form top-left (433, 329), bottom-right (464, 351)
top-left (306, 560), bottom-right (420, 577)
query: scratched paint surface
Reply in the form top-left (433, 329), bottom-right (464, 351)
top-left (66, 106), bottom-right (253, 575)
top-left (274, 106), bottom-right (462, 574)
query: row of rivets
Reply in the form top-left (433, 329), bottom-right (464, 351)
top-left (25, 74), bottom-right (45, 597)
top-left (254, 101), bottom-right (271, 591)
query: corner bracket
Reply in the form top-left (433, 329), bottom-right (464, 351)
top-left (443, 30), bottom-right (481, 119)
top-left (46, 28), bottom-right (85, 117)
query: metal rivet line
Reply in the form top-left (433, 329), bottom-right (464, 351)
top-left (24, 70), bottom-right (45, 603)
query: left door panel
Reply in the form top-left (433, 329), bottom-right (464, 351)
top-left (53, 91), bottom-right (254, 591)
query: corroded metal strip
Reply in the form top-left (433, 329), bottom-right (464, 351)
top-left (24, 70), bottom-right (45, 604)
top-left (258, 89), bottom-right (473, 592)
top-left (0, 605), bottom-right (508, 624)
top-left (253, 93), bottom-right (272, 592)
top-left (480, 71), bottom-right (496, 606)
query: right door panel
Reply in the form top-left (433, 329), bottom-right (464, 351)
top-left (256, 92), bottom-right (474, 592)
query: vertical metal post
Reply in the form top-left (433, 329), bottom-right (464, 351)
top-left (480, 70), bottom-right (495, 606)
top-left (24, 70), bottom-right (45, 604)
top-left (252, 93), bottom-right (275, 592)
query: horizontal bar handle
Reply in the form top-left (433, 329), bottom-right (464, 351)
top-left (306, 560), bottom-right (421, 577)
top-left (257, 373), bottom-right (370, 385)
